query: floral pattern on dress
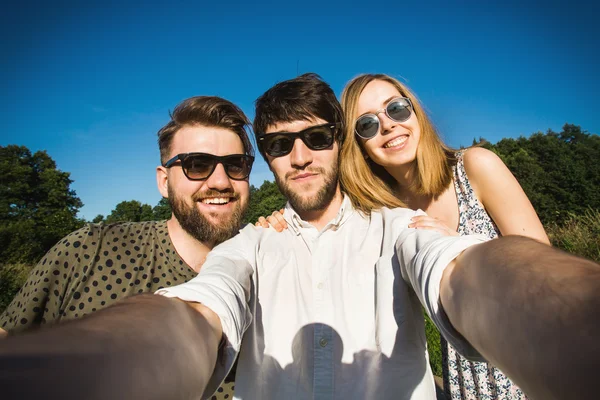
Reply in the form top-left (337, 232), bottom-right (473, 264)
top-left (442, 150), bottom-right (528, 400)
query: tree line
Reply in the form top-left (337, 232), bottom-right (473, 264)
top-left (1, 123), bottom-right (598, 267)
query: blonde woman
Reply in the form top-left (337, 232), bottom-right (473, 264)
top-left (342, 73), bottom-right (549, 399)
top-left (258, 73), bottom-right (549, 399)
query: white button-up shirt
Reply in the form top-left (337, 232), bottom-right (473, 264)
top-left (158, 195), bottom-right (487, 399)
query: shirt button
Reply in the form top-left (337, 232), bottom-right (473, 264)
top-left (317, 282), bottom-right (324, 290)
top-left (319, 338), bottom-right (328, 347)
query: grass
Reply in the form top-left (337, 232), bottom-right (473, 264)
top-left (546, 207), bottom-right (600, 263)
top-left (0, 263), bottom-right (33, 314)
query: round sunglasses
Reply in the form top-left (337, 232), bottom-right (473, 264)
top-left (355, 97), bottom-right (413, 140)
top-left (258, 123), bottom-right (338, 157)
top-left (163, 153), bottom-right (254, 180)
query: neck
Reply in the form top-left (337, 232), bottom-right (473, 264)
top-left (297, 186), bottom-right (344, 231)
top-left (385, 164), bottom-right (419, 202)
top-left (166, 216), bottom-right (213, 274)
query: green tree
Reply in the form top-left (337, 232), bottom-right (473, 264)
top-left (484, 124), bottom-right (600, 225)
top-left (105, 200), bottom-right (154, 223)
top-left (152, 197), bottom-right (172, 220)
top-left (243, 180), bottom-right (287, 224)
top-left (0, 145), bottom-right (84, 264)
top-left (92, 214), bottom-right (105, 223)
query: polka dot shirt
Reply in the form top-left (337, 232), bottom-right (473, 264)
top-left (1, 220), bottom-right (197, 331)
top-left (0, 219), bottom-right (236, 399)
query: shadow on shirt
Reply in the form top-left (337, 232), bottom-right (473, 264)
top-left (235, 249), bottom-right (433, 399)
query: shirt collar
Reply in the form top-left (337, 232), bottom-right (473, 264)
top-left (284, 193), bottom-right (355, 235)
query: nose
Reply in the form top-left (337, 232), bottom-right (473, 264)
top-left (205, 162), bottom-right (234, 191)
top-left (378, 110), bottom-right (396, 134)
top-left (289, 138), bottom-right (312, 169)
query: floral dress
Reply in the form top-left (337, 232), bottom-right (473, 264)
top-left (442, 150), bottom-right (528, 399)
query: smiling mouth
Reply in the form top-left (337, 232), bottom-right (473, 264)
top-left (383, 136), bottom-right (408, 148)
top-left (200, 197), bottom-right (236, 205)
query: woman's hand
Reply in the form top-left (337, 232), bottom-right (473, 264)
top-left (408, 215), bottom-right (459, 236)
top-left (255, 209), bottom-right (288, 232)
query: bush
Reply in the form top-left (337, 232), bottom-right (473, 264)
top-left (424, 311), bottom-right (443, 376)
top-left (546, 207), bottom-right (600, 263)
top-left (0, 263), bottom-right (33, 314)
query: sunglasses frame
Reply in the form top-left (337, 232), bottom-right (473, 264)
top-left (163, 152), bottom-right (254, 181)
top-left (258, 122), bottom-right (339, 158)
top-left (354, 97), bottom-right (413, 140)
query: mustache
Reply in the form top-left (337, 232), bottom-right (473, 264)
top-left (192, 189), bottom-right (240, 202)
top-left (285, 167), bottom-right (326, 180)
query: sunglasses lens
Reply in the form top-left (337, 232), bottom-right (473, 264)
top-left (305, 126), bottom-right (334, 150)
top-left (387, 98), bottom-right (412, 122)
top-left (355, 115), bottom-right (379, 139)
top-left (224, 156), bottom-right (252, 180)
top-left (265, 135), bottom-right (294, 157)
top-left (183, 155), bottom-right (216, 179)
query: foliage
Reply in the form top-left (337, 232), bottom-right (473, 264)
top-left (243, 180), bottom-right (287, 225)
top-left (424, 312), bottom-right (443, 377)
top-left (152, 197), bottom-right (172, 220)
top-left (480, 124), bottom-right (600, 225)
top-left (92, 198), bottom-right (171, 224)
top-left (547, 208), bottom-right (600, 263)
top-left (0, 263), bottom-right (33, 313)
top-left (104, 200), bottom-right (154, 223)
top-left (0, 145), bottom-right (84, 264)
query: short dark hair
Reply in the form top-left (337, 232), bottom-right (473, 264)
top-left (157, 96), bottom-right (254, 164)
top-left (253, 73), bottom-right (344, 161)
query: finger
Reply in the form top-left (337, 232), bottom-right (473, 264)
top-left (257, 216), bottom-right (269, 228)
top-left (266, 215), bottom-right (285, 232)
top-left (410, 215), bottom-right (438, 223)
top-left (413, 225), bottom-right (454, 236)
top-left (272, 211), bottom-right (288, 229)
top-left (409, 220), bottom-right (444, 229)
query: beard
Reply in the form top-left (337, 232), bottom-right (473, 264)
top-left (274, 162), bottom-right (339, 214)
top-left (168, 186), bottom-right (248, 247)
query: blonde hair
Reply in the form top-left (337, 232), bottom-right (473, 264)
top-left (340, 74), bottom-right (456, 215)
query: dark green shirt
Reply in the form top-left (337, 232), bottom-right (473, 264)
top-left (1, 220), bottom-right (197, 333)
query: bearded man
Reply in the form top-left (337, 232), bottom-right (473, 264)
top-left (0, 96), bottom-right (253, 334)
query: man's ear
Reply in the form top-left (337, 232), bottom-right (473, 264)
top-left (156, 166), bottom-right (169, 198)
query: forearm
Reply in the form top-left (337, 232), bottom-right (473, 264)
top-left (441, 235), bottom-right (600, 399)
top-left (0, 294), bottom-right (222, 400)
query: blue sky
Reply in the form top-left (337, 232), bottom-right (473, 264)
top-left (1, 0), bottom-right (598, 221)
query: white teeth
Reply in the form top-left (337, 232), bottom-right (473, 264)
top-left (384, 136), bottom-right (408, 148)
top-left (202, 197), bottom-right (230, 205)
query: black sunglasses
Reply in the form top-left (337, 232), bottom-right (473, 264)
top-left (355, 97), bottom-right (413, 140)
top-left (258, 123), bottom-right (338, 157)
top-left (163, 153), bottom-right (254, 181)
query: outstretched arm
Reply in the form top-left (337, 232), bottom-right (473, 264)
top-left (0, 294), bottom-right (222, 400)
top-left (441, 236), bottom-right (599, 399)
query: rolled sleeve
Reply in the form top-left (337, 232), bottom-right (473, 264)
top-left (156, 254), bottom-right (254, 398)
top-left (396, 228), bottom-right (488, 361)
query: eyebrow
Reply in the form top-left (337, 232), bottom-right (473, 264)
top-left (359, 95), bottom-right (399, 117)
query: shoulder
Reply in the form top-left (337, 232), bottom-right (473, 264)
top-left (88, 220), bottom-right (165, 241)
top-left (461, 147), bottom-right (509, 186)
top-left (374, 207), bottom-right (424, 238)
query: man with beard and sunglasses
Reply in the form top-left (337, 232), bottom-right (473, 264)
top-left (0, 96), bottom-right (253, 398)
top-left (1, 75), bottom-right (599, 400)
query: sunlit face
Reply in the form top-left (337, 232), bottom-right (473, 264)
top-left (265, 118), bottom-right (339, 214)
top-left (158, 125), bottom-right (250, 246)
top-left (356, 80), bottom-right (421, 171)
